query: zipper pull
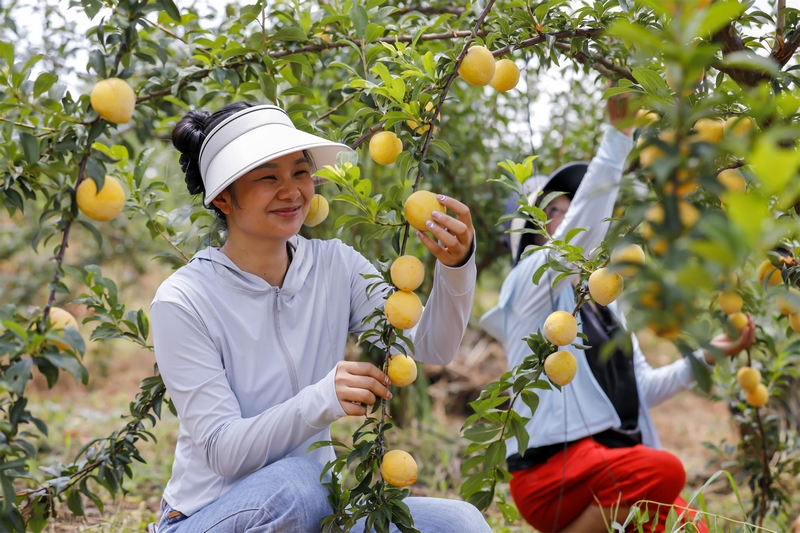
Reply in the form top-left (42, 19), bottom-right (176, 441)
top-left (275, 287), bottom-right (281, 312)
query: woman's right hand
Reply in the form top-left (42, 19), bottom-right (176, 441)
top-left (334, 361), bottom-right (392, 416)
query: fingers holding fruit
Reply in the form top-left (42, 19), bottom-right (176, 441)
top-left (335, 361), bottom-right (392, 416)
top-left (413, 194), bottom-right (475, 267)
top-left (708, 313), bottom-right (756, 359)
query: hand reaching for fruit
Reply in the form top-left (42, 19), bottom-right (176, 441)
top-left (703, 312), bottom-right (757, 363)
top-left (411, 194), bottom-right (475, 268)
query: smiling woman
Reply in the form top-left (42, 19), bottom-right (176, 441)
top-left (150, 103), bottom-right (488, 533)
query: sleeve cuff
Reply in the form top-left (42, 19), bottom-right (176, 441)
top-left (435, 238), bottom-right (477, 296)
top-left (300, 363), bottom-right (347, 428)
top-left (692, 348), bottom-right (716, 370)
top-left (595, 125), bottom-right (634, 170)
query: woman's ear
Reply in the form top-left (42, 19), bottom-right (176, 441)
top-left (211, 189), bottom-right (233, 216)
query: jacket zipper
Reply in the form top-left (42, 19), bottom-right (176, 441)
top-left (274, 287), bottom-right (299, 395)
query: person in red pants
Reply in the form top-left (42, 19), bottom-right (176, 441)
top-left (480, 94), bottom-right (756, 532)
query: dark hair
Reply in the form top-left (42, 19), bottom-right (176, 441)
top-left (172, 101), bottom-right (261, 223)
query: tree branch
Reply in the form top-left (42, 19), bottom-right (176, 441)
top-left (271, 29), bottom-right (488, 59)
top-left (392, 6), bottom-right (467, 16)
top-left (772, 27), bottom-right (800, 68)
top-left (142, 18), bottom-right (187, 44)
top-left (775, 0), bottom-right (786, 43)
top-left (714, 24), bottom-right (767, 87)
top-left (553, 42), bottom-right (635, 83)
top-left (492, 28), bottom-right (605, 58)
top-left (351, 120), bottom-right (387, 150)
top-left (42, 152), bottom-right (90, 323)
top-left (135, 28), bottom-right (606, 106)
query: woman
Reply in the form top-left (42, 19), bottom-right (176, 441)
top-left (480, 97), bottom-right (756, 532)
top-left (151, 102), bottom-right (490, 533)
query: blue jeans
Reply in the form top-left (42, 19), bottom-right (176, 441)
top-left (158, 457), bottom-right (490, 533)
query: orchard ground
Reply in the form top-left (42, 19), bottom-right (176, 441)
top-left (21, 252), bottom-right (770, 532)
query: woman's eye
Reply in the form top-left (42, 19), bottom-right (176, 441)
top-left (295, 170), bottom-right (310, 177)
top-left (259, 175), bottom-right (277, 181)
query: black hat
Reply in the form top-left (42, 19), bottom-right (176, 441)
top-left (503, 162), bottom-right (589, 266)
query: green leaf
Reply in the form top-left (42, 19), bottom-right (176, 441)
top-left (159, 0), bottom-right (181, 21)
top-left (350, 5), bottom-right (368, 39)
top-left (510, 413), bottom-right (529, 454)
top-left (364, 23), bottom-right (384, 44)
top-left (272, 27), bottom-right (308, 42)
top-left (67, 490), bottom-right (85, 517)
top-left (78, 220), bottom-right (104, 249)
top-left (720, 51), bottom-right (780, 77)
top-left (520, 390), bottom-right (539, 413)
top-left (33, 72), bottom-right (58, 97)
top-left (632, 67), bottom-right (668, 94)
top-left (20, 132), bottom-right (40, 163)
top-left (607, 20), bottom-right (666, 54)
top-left (749, 137), bottom-right (800, 195)
top-left (564, 227), bottom-right (586, 244)
top-left (484, 440), bottom-right (506, 469)
top-left (89, 50), bottom-right (106, 77)
top-left (724, 192), bottom-right (769, 247)
top-left (692, 1), bottom-right (746, 38)
top-left (463, 423), bottom-right (502, 443)
top-left (0, 40), bottom-right (14, 66)
top-left (42, 352), bottom-right (88, 385)
top-left (467, 490), bottom-right (495, 511)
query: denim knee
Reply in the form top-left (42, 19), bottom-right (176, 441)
top-left (444, 501), bottom-right (491, 533)
top-left (263, 457), bottom-right (331, 513)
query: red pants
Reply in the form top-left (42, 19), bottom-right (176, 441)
top-left (509, 439), bottom-right (708, 533)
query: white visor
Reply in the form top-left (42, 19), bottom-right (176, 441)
top-left (198, 104), bottom-right (352, 206)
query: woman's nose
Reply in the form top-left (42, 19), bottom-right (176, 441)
top-left (276, 176), bottom-right (301, 199)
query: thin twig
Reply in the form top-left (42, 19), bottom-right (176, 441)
top-left (746, 348), bottom-right (772, 528)
top-left (316, 93), bottom-right (358, 123)
top-left (392, 6), bottom-right (467, 16)
top-left (42, 153), bottom-right (90, 323)
top-left (141, 18), bottom-right (187, 44)
top-left (351, 120), bottom-right (387, 149)
top-left (153, 223), bottom-right (191, 263)
top-left (0, 116), bottom-right (56, 132)
top-left (491, 28), bottom-right (605, 58)
top-left (553, 42), bottom-right (636, 83)
top-left (270, 29), bottom-right (488, 59)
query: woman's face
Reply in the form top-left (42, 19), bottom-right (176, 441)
top-left (212, 151), bottom-right (315, 243)
top-left (543, 195), bottom-right (571, 236)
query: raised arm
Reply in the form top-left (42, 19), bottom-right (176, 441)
top-left (347, 240), bottom-right (476, 366)
top-left (152, 301), bottom-right (346, 479)
top-left (348, 196), bottom-right (477, 366)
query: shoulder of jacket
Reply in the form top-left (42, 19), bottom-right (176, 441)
top-left (151, 261), bottom-right (209, 308)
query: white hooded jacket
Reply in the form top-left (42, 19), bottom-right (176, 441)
top-left (151, 236), bottom-right (476, 515)
top-left (480, 126), bottom-right (711, 457)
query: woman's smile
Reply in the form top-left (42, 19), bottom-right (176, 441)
top-left (270, 204), bottom-right (303, 218)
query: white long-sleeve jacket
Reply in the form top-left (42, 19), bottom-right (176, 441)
top-left (480, 126), bottom-right (709, 456)
top-left (151, 236), bottom-right (476, 515)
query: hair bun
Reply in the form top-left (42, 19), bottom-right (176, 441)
top-left (172, 109), bottom-right (211, 196)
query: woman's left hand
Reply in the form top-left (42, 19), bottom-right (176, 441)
top-left (704, 313), bottom-right (757, 363)
top-left (416, 194), bottom-right (475, 268)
